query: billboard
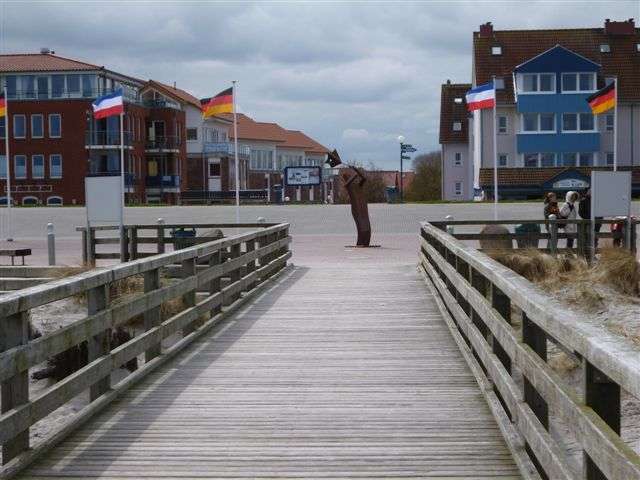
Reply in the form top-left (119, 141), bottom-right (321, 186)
top-left (284, 166), bottom-right (322, 186)
top-left (85, 175), bottom-right (122, 224)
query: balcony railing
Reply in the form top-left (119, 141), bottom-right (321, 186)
top-left (203, 142), bottom-right (250, 157)
top-left (6, 88), bottom-right (140, 103)
top-left (86, 130), bottom-right (133, 147)
top-left (146, 136), bottom-right (181, 151)
top-left (143, 99), bottom-right (181, 110)
top-left (145, 175), bottom-right (180, 188)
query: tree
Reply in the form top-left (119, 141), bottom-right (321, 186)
top-left (405, 151), bottom-right (441, 201)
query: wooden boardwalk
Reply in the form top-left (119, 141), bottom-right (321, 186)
top-left (19, 260), bottom-right (520, 479)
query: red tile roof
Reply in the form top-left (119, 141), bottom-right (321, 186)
top-left (439, 83), bottom-right (470, 144)
top-left (480, 166), bottom-right (640, 186)
top-left (0, 53), bottom-right (100, 72)
top-left (474, 23), bottom-right (640, 103)
top-left (280, 130), bottom-right (329, 154)
top-left (144, 80), bottom-right (201, 109)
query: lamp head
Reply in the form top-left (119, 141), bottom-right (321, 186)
top-left (397, 135), bottom-right (405, 144)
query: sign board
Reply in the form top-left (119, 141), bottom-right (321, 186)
top-left (591, 171), bottom-right (631, 217)
top-left (552, 178), bottom-right (589, 190)
top-left (284, 166), bottom-right (322, 186)
top-left (85, 175), bottom-right (123, 224)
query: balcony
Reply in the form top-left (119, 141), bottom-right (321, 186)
top-left (6, 88), bottom-right (140, 103)
top-left (146, 136), bottom-right (181, 152)
top-left (143, 99), bottom-right (181, 110)
top-left (145, 175), bottom-right (180, 189)
top-left (86, 130), bottom-right (134, 149)
top-left (203, 142), bottom-right (250, 158)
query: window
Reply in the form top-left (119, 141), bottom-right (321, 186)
top-left (494, 77), bottom-right (505, 89)
top-left (21, 76), bottom-right (35, 99)
top-left (524, 153), bottom-right (539, 167)
top-left (250, 149), bottom-right (274, 170)
top-left (454, 97), bottom-right (463, 104)
top-left (0, 155), bottom-right (6, 178)
top-left (491, 46), bottom-right (502, 55)
top-left (186, 128), bottom-right (198, 141)
top-left (523, 113), bottom-right (537, 132)
top-left (606, 152), bottom-right (614, 165)
top-left (0, 117), bottom-right (5, 139)
top-left (579, 152), bottom-right (593, 166)
top-left (600, 44), bottom-right (610, 53)
top-left (605, 114), bottom-right (614, 132)
top-left (498, 154), bottom-right (508, 167)
top-left (539, 113), bottom-right (555, 132)
top-left (14, 155), bottom-right (26, 178)
top-left (562, 113), bottom-right (595, 132)
top-left (637, 44), bottom-right (640, 53)
top-left (562, 73), bottom-right (596, 93)
top-left (498, 115), bottom-right (507, 134)
top-left (13, 114), bottom-right (26, 138)
top-left (539, 73), bottom-right (554, 92)
top-left (540, 152), bottom-right (556, 167)
top-left (522, 113), bottom-right (555, 133)
top-left (520, 73), bottom-right (554, 93)
top-left (454, 182), bottom-right (463, 195)
top-left (524, 153), bottom-right (557, 168)
top-left (208, 162), bottom-right (220, 177)
top-left (22, 196), bottom-right (38, 206)
top-left (50, 154), bottom-right (62, 178)
top-left (49, 114), bottom-right (61, 138)
top-left (452, 122), bottom-right (462, 131)
top-left (47, 196), bottom-right (63, 206)
top-left (81, 74), bottom-right (96, 97)
top-left (454, 152), bottom-right (462, 166)
top-left (32, 155), bottom-right (45, 178)
top-left (66, 74), bottom-right (80, 96)
top-left (522, 74), bottom-right (538, 92)
top-left (31, 114), bottom-right (44, 138)
top-left (51, 75), bottom-right (65, 98)
top-left (562, 152), bottom-right (577, 167)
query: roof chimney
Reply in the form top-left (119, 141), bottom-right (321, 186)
top-left (173, 81), bottom-right (176, 88)
top-left (40, 47), bottom-right (50, 54)
top-left (479, 22), bottom-right (493, 38)
top-left (446, 79), bottom-right (451, 85)
top-left (605, 18), bottom-right (635, 35)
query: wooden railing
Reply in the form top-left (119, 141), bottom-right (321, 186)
top-left (420, 221), bottom-right (640, 480)
top-left (78, 222), bottom-right (280, 264)
top-left (0, 223), bottom-right (291, 476)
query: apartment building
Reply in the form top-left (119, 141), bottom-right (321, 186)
top-left (440, 19), bottom-right (640, 200)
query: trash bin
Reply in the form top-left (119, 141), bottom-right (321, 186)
top-left (385, 186), bottom-right (398, 203)
top-left (272, 184), bottom-right (283, 204)
top-left (514, 223), bottom-right (541, 249)
top-left (171, 227), bottom-right (197, 250)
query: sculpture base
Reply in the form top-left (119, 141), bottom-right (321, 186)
top-left (344, 245), bottom-right (382, 248)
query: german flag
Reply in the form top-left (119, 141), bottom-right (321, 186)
top-left (0, 92), bottom-right (6, 117)
top-left (201, 87), bottom-right (233, 118)
top-left (586, 82), bottom-right (615, 115)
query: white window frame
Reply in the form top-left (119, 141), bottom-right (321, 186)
top-left (454, 97), bottom-right (463, 104)
top-left (31, 114), bottom-right (44, 139)
top-left (22, 196), bottom-right (39, 206)
top-left (600, 44), bottom-right (610, 53)
top-left (578, 152), bottom-right (594, 166)
top-left (498, 115), bottom-right (508, 134)
top-left (454, 152), bottom-right (462, 166)
top-left (47, 196), bottom-right (63, 206)
top-left (523, 153), bottom-right (540, 168)
top-left (14, 155), bottom-right (27, 178)
top-left (498, 153), bottom-right (508, 167)
top-left (561, 72), bottom-right (597, 93)
top-left (48, 114), bottom-right (62, 138)
top-left (454, 181), bottom-right (463, 195)
top-left (32, 154), bottom-right (45, 179)
top-left (0, 155), bottom-right (6, 179)
top-left (605, 114), bottom-right (614, 132)
top-left (491, 46), bottom-right (502, 56)
top-left (518, 73), bottom-right (555, 95)
top-left (49, 154), bottom-right (62, 179)
top-left (605, 152), bottom-right (614, 166)
top-left (520, 113), bottom-right (556, 134)
top-left (561, 113), bottom-right (597, 133)
top-left (452, 122), bottom-right (462, 131)
top-left (540, 152), bottom-right (556, 167)
top-left (13, 114), bottom-right (26, 139)
top-left (186, 128), bottom-right (198, 141)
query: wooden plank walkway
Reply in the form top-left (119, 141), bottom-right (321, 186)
top-left (19, 260), bottom-right (520, 479)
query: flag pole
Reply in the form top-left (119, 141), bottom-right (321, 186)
top-left (232, 80), bottom-right (240, 224)
top-left (119, 111), bottom-right (125, 260)
top-left (613, 77), bottom-right (618, 172)
top-left (4, 86), bottom-right (12, 241)
top-left (492, 76), bottom-right (498, 220)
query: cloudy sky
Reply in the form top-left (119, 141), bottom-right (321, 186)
top-left (1, 1), bottom-right (638, 168)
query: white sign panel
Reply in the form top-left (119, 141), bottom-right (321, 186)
top-left (85, 176), bottom-right (122, 224)
top-left (553, 178), bottom-right (589, 190)
top-left (285, 166), bottom-right (321, 186)
top-left (591, 171), bottom-right (631, 217)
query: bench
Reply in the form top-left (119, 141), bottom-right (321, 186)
top-left (0, 247), bottom-right (32, 265)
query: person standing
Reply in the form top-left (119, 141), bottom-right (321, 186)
top-left (543, 192), bottom-right (560, 227)
top-left (560, 191), bottom-right (579, 249)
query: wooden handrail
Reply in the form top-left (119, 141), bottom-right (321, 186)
top-left (419, 221), bottom-right (640, 480)
top-left (0, 223), bottom-right (291, 473)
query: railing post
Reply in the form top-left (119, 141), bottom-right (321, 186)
top-left (487, 283), bottom-right (512, 373)
top-left (226, 242), bottom-right (242, 305)
top-left (87, 284), bottom-right (110, 401)
top-left (0, 311), bottom-right (29, 463)
top-left (120, 227), bottom-right (129, 263)
top-left (181, 257), bottom-right (198, 335)
top-left (81, 227), bottom-right (88, 265)
top-left (88, 227), bottom-right (96, 266)
top-left (583, 360), bottom-right (620, 480)
top-left (631, 219), bottom-right (637, 255)
top-left (548, 215), bottom-right (558, 256)
top-left (129, 227), bottom-right (138, 260)
top-left (209, 248), bottom-right (222, 315)
top-left (144, 268), bottom-right (162, 362)
top-left (47, 222), bottom-right (56, 266)
top-left (157, 218), bottom-right (165, 254)
top-left (577, 221), bottom-right (587, 259)
top-left (245, 237), bottom-right (256, 291)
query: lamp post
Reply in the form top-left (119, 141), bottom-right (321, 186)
top-left (397, 135), bottom-right (416, 203)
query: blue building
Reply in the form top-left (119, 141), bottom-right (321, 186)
top-left (440, 19), bottom-right (640, 200)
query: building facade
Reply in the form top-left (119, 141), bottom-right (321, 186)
top-left (440, 19), bottom-right (640, 200)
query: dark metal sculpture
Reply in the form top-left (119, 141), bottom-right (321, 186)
top-left (326, 150), bottom-right (372, 247)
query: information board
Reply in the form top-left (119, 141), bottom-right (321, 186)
top-left (284, 166), bottom-right (322, 186)
top-left (85, 176), bottom-right (123, 224)
top-left (591, 171), bottom-right (631, 217)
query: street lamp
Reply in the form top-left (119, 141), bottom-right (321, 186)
top-left (397, 135), bottom-right (416, 203)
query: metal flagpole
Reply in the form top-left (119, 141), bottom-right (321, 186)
top-left (613, 77), bottom-right (618, 172)
top-left (4, 86), bottom-right (12, 241)
top-left (232, 80), bottom-right (240, 224)
top-left (119, 111), bottom-right (125, 260)
top-left (492, 77), bottom-right (498, 220)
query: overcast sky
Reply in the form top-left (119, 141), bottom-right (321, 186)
top-left (1, 1), bottom-right (638, 169)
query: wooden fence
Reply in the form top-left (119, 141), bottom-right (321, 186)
top-left (78, 222), bottom-right (280, 264)
top-left (420, 221), bottom-right (640, 480)
top-left (0, 223), bottom-right (291, 477)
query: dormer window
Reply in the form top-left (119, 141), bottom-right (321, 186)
top-left (491, 46), bottom-right (502, 55)
top-left (518, 73), bottom-right (555, 93)
top-left (561, 73), bottom-right (596, 93)
top-left (454, 97), bottom-right (463, 104)
top-left (600, 44), bottom-right (610, 53)
top-left (452, 122), bottom-right (462, 131)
